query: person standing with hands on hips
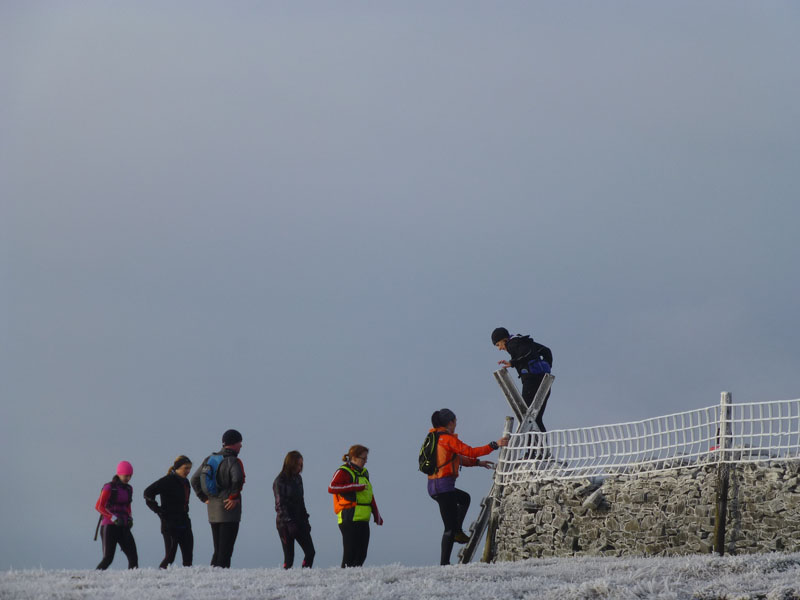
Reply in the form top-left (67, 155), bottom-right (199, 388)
top-left (191, 429), bottom-right (245, 568)
top-left (328, 444), bottom-right (383, 568)
top-left (143, 455), bottom-right (194, 569)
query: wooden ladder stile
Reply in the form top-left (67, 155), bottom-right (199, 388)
top-left (458, 371), bottom-right (554, 564)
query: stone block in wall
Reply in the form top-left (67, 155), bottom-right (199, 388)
top-left (582, 488), bottom-right (604, 510)
top-left (622, 519), bottom-right (640, 533)
top-left (640, 515), bottom-right (656, 530)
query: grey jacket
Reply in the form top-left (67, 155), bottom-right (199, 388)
top-left (190, 448), bottom-right (245, 523)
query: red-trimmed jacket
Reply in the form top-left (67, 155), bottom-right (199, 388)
top-left (95, 480), bottom-right (133, 526)
top-left (328, 463), bottom-right (381, 521)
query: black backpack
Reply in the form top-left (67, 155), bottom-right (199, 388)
top-left (418, 431), bottom-right (442, 475)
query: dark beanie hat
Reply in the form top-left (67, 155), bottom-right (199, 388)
top-left (222, 429), bottom-right (243, 446)
top-left (432, 408), bottom-right (457, 428)
top-left (491, 327), bottom-right (510, 345)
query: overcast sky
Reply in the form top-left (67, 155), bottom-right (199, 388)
top-left (2, 2), bottom-right (799, 570)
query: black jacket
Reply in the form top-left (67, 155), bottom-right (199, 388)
top-left (273, 473), bottom-right (310, 525)
top-left (143, 474), bottom-right (191, 525)
top-left (507, 334), bottom-right (553, 378)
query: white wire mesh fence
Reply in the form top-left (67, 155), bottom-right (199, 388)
top-left (495, 397), bottom-right (800, 484)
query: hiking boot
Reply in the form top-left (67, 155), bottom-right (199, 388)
top-left (454, 531), bottom-right (470, 544)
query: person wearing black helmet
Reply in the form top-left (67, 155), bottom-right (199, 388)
top-left (191, 429), bottom-right (245, 568)
top-left (492, 327), bottom-right (553, 432)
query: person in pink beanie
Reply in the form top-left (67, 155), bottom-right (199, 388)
top-left (94, 461), bottom-right (138, 569)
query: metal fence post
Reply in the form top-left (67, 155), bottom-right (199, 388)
top-left (714, 391), bottom-right (732, 555)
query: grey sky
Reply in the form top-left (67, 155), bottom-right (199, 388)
top-left (2, 2), bottom-right (799, 569)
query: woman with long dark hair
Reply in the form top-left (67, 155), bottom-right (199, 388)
top-left (272, 450), bottom-right (315, 568)
top-left (143, 455), bottom-right (194, 568)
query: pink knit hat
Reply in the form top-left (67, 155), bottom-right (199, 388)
top-left (116, 461), bottom-right (134, 476)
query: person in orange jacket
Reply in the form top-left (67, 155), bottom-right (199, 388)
top-left (426, 408), bottom-right (508, 565)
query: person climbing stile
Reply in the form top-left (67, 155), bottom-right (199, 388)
top-left (425, 409), bottom-right (508, 565)
top-left (492, 327), bottom-right (553, 431)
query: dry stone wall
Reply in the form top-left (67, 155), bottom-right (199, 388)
top-left (493, 461), bottom-right (800, 562)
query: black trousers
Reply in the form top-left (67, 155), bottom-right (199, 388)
top-left (209, 522), bottom-right (240, 568)
top-left (432, 489), bottom-right (471, 565)
top-left (96, 524), bottom-right (138, 570)
top-left (522, 374), bottom-right (550, 432)
top-left (338, 520), bottom-right (370, 568)
top-left (277, 522), bottom-right (315, 568)
top-left (159, 521), bottom-right (194, 569)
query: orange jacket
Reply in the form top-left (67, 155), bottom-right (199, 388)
top-left (427, 427), bottom-right (495, 480)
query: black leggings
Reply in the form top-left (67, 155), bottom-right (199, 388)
top-left (96, 524), bottom-right (138, 570)
top-left (432, 488), bottom-right (471, 565)
top-left (210, 522), bottom-right (240, 568)
top-left (159, 522), bottom-right (194, 569)
top-left (277, 523), bottom-right (315, 568)
top-left (338, 520), bottom-right (370, 567)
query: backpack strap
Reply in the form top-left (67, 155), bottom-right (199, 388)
top-left (431, 431), bottom-right (444, 473)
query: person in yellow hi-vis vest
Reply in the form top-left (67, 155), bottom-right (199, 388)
top-left (327, 444), bottom-right (384, 567)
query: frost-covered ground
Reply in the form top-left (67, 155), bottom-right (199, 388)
top-left (3, 553), bottom-right (800, 600)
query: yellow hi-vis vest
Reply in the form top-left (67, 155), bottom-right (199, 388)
top-left (334, 465), bottom-right (373, 524)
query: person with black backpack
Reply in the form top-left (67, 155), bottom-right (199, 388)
top-left (492, 327), bottom-right (553, 431)
top-left (94, 460), bottom-right (138, 570)
top-left (143, 455), bottom-right (194, 568)
top-left (424, 409), bottom-right (508, 565)
top-left (190, 429), bottom-right (245, 568)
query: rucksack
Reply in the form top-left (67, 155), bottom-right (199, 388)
top-left (200, 454), bottom-right (226, 496)
top-left (418, 431), bottom-right (442, 475)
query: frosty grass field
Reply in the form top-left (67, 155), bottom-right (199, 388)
top-left (2, 553), bottom-right (800, 600)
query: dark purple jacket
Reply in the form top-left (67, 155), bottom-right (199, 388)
top-left (95, 480), bottom-right (133, 526)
